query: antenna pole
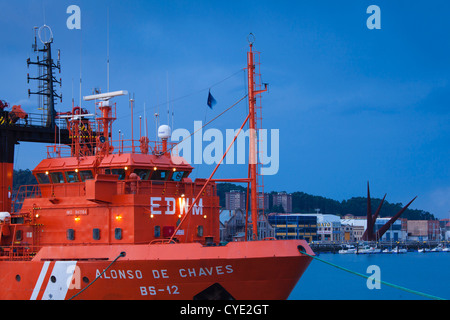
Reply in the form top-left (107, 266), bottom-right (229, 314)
top-left (130, 93), bottom-right (135, 153)
top-left (79, 28), bottom-right (82, 108)
top-left (246, 35), bottom-right (267, 240)
top-left (247, 42), bottom-right (258, 240)
top-left (166, 71), bottom-right (170, 125)
top-left (107, 7), bottom-right (110, 92)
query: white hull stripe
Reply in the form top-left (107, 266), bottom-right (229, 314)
top-left (30, 261), bottom-right (51, 300)
top-left (42, 261), bottom-right (78, 300)
top-left (30, 261), bottom-right (78, 300)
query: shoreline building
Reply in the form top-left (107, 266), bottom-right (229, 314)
top-left (225, 190), bottom-right (246, 210)
top-left (220, 209), bottom-right (274, 242)
top-left (224, 190), bottom-right (269, 211)
top-left (407, 220), bottom-right (440, 241)
top-left (258, 192), bottom-right (270, 211)
top-left (272, 192), bottom-right (292, 213)
top-left (373, 218), bottom-right (406, 242)
top-left (341, 216), bottom-right (406, 242)
top-left (312, 214), bottom-right (342, 242)
top-left (340, 217), bottom-right (366, 242)
top-left (267, 213), bottom-right (318, 242)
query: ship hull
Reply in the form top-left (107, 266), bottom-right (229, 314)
top-left (0, 240), bottom-right (313, 300)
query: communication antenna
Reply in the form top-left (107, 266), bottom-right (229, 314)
top-left (107, 6), bottom-right (110, 92)
top-left (143, 102), bottom-right (148, 138)
top-left (154, 112), bottom-right (159, 141)
top-left (27, 24), bottom-right (61, 128)
top-left (166, 71), bottom-right (170, 125)
top-left (79, 27), bottom-right (83, 108)
top-left (171, 102), bottom-right (174, 132)
top-left (129, 93), bottom-right (135, 152)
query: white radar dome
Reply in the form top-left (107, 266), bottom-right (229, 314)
top-left (158, 125), bottom-right (171, 140)
top-left (0, 212), bottom-right (11, 222)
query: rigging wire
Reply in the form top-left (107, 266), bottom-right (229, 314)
top-left (166, 94), bottom-right (248, 154)
top-left (116, 69), bottom-right (244, 121)
top-left (298, 250), bottom-right (446, 301)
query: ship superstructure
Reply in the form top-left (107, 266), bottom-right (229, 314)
top-left (0, 27), bottom-right (313, 300)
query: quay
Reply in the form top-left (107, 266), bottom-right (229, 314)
top-left (310, 240), bottom-right (449, 253)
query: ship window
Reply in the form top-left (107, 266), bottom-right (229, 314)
top-left (11, 217), bottom-right (24, 224)
top-left (154, 226), bottom-right (161, 237)
top-left (151, 170), bottom-right (169, 181)
top-left (65, 171), bottom-right (80, 183)
top-left (105, 168), bottom-right (126, 180)
top-left (49, 172), bottom-right (65, 184)
top-left (115, 228), bottom-right (122, 240)
top-left (67, 229), bottom-right (75, 241)
top-left (134, 169), bottom-right (151, 180)
top-left (93, 228), bottom-right (100, 240)
top-left (170, 171), bottom-right (186, 182)
top-left (36, 173), bottom-right (50, 184)
top-left (197, 225), bottom-right (204, 237)
top-left (79, 170), bottom-right (94, 182)
top-left (15, 230), bottom-right (23, 241)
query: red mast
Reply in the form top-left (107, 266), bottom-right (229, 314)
top-left (246, 35), bottom-right (267, 239)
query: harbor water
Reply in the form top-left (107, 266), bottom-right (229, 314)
top-left (290, 252), bottom-right (450, 300)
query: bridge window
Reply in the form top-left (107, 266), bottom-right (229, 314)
top-left (154, 226), bottom-right (161, 237)
top-left (151, 170), bottom-right (169, 181)
top-left (79, 170), bottom-right (93, 182)
top-left (49, 172), bottom-right (65, 184)
top-left (105, 168), bottom-right (126, 180)
top-left (134, 169), bottom-right (151, 180)
top-left (65, 171), bottom-right (80, 183)
top-left (170, 171), bottom-right (186, 182)
top-left (36, 173), bottom-right (50, 184)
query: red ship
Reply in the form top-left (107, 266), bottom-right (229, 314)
top-left (0, 27), bottom-right (313, 300)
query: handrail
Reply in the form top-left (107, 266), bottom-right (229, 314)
top-left (45, 138), bottom-right (179, 158)
top-left (149, 239), bottom-right (177, 245)
top-left (0, 245), bottom-right (40, 261)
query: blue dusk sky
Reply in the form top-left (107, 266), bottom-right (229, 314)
top-left (1, 0), bottom-right (449, 218)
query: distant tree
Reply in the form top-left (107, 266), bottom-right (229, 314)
top-left (272, 204), bottom-right (285, 213)
top-left (13, 169), bottom-right (37, 190)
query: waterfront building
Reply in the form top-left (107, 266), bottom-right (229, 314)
top-left (315, 214), bottom-right (342, 242)
top-left (407, 220), bottom-right (440, 241)
top-left (267, 213), bottom-right (318, 242)
top-left (439, 219), bottom-right (450, 241)
top-left (224, 191), bottom-right (269, 212)
top-left (373, 218), bottom-right (405, 242)
top-left (220, 209), bottom-right (274, 242)
top-left (428, 220), bottom-right (440, 240)
top-left (225, 190), bottom-right (246, 210)
top-left (340, 224), bottom-right (353, 242)
top-left (341, 217), bottom-right (408, 242)
top-left (258, 192), bottom-right (270, 211)
top-left (340, 217), bottom-right (366, 241)
top-left (272, 192), bottom-right (292, 213)
top-left (220, 209), bottom-right (246, 242)
top-left (250, 211), bottom-right (275, 240)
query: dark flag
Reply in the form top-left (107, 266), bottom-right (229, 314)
top-left (207, 89), bottom-right (217, 109)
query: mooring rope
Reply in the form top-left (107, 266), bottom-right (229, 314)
top-left (299, 251), bottom-right (446, 301)
top-left (68, 251), bottom-right (126, 300)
